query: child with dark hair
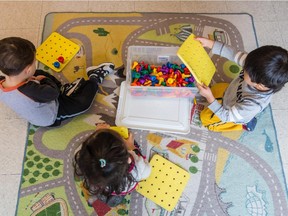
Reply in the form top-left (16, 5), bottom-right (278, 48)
top-left (0, 37), bottom-right (115, 126)
top-left (195, 37), bottom-right (288, 132)
top-left (74, 123), bottom-right (151, 207)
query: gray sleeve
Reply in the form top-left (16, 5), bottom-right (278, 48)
top-left (208, 98), bottom-right (262, 124)
top-left (211, 41), bottom-right (248, 67)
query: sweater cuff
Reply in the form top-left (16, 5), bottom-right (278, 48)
top-left (211, 41), bottom-right (224, 55)
top-left (208, 99), bottom-right (222, 113)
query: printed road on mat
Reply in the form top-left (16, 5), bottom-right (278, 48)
top-left (16, 13), bottom-right (288, 216)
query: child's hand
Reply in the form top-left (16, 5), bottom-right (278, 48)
top-left (95, 122), bottom-right (110, 130)
top-left (196, 83), bottom-right (215, 104)
top-left (124, 133), bottom-right (136, 150)
top-left (195, 37), bottom-right (215, 49)
top-left (34, 75), bottom-right (46, 81)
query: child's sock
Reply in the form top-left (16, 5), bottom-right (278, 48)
top-left (86, 63), bottom-right (115, 84)
top-left (243, 117), bottom-right (257, 131)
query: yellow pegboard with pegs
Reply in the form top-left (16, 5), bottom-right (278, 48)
top-left (136, 154), bottom-right (190, 211)
top-left (36, 32), bottom-right (80, 72)
top-left (177, 34), bottom-right (216, 86)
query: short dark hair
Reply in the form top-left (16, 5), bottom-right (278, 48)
top-left (0, 37), bottom-right (36, 76)
top-left (74, 129), bottom-right (136, 197)
top-left (244, 45), bottom-right (288, 93)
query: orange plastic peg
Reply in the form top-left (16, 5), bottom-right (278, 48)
top-left (132, 61), bottom-right (138, 70)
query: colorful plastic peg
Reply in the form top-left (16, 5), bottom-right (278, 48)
top-left (132, 61), bottom-right (138, 70)
top-left (167, 78), bottom-right (175, 85)
top-left (53, 61), bottom-right (60, 68)
top-left (57, 56), bottom-right (64, 63)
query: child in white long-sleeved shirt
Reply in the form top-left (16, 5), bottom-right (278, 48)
top-left (73, 123), bottom-right (151, 207)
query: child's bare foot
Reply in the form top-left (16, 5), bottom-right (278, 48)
top-left (95, 122), bottom-right (110, 130)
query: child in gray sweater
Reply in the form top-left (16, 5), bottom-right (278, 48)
top-left (195, 37), bottom-right (288, 132)
top-left (0, 37), bottom-right (115, 126)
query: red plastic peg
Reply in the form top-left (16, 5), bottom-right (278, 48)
top-left (57, 56), bottom-right (64, 63)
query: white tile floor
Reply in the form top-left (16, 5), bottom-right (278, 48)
top-left (0, 1), bottom-right (287, 215)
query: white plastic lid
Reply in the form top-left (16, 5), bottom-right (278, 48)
top-left (115, 81), bottom-right (192, 134)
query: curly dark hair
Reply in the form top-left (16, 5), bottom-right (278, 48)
top-left (74, 129), bottom-right (136, 197)
top-left (244, 45), bottom-right (288, 93)
top-left (0, 37), bottom-right (36, 76)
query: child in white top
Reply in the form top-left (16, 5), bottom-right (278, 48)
top-left (74, 123), bottom-right (151, 207)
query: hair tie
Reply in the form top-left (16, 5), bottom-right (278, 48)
top-left (99, 159), bottom-right (106, 168)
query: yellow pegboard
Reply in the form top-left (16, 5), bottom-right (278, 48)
top-left (177, 34), bottom-right (216, 86)
top-left (136, 154), bottom-right (190, 211)
top-left (36, 32), bottom-right (80, 72)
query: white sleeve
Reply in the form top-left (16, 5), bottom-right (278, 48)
top-left (129, 150), bottom-right (151, 181)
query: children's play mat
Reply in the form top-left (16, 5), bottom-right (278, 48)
top-left (16, 13), bottom-right (288, 216)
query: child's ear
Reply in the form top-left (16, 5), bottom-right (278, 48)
top-left (23, 64), bottom-right (32, 75)
top-left (128, 157), bottom-right (132, 164)
top-left (256, 83), bottom-right (270, 91)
